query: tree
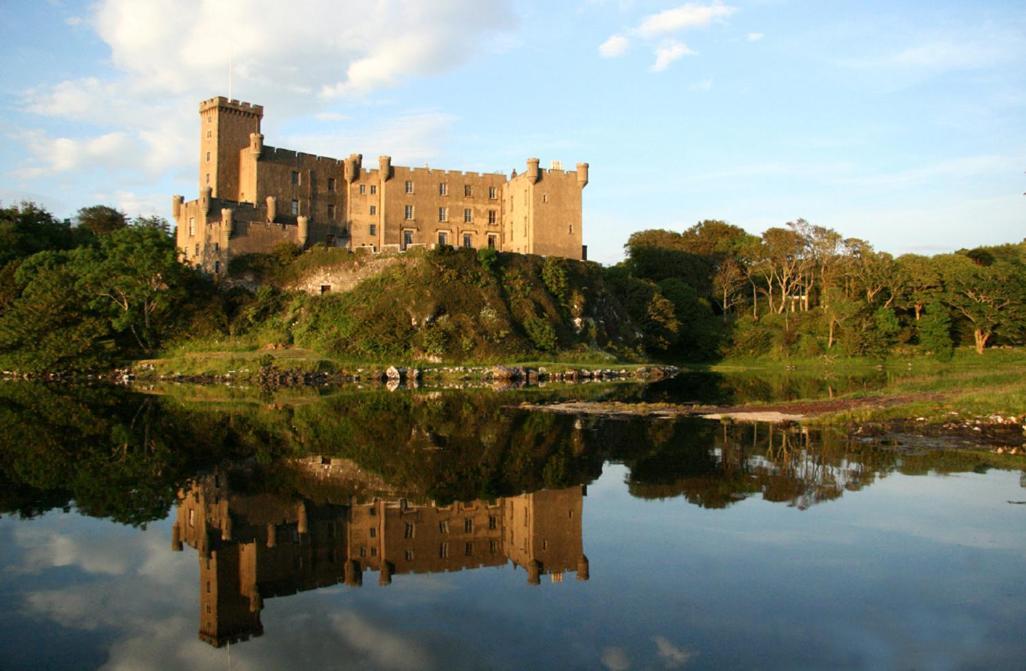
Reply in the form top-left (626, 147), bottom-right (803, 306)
top-left (77, 225), bottom-right (190, 351)
top-left (917, 302), bottom-right (953, 360)
top-left (937, 254), bottom-right (1026, 354)
top-left (76, 205), bottom-right (127, 236)
top-left (895, 254), bottom-right (942, 320)
top-left (0, 202), bottom-right (87, 266)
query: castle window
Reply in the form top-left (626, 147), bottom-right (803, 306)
top-left (291, 171), bottom-right (299, 185)
top-left (439, 182), bottom-right (447, 196)
top-left (463, 234), bottom-right (472, 249)
top-left (464, 184), bottom-right (472, 197)
top-left (463, 208), bottom-right (472, 223)
top-left (402, 230), bottom-right (413, 250)
top-left (213, 243), bottom-right (219, 252)
top-left (370, 184), bottom-right (377, 195)
top-left (369, 205), bottom-right (377, 216)
top-left (542, 193), bottom-right (549, 203)
top-left (438, 231), bottom-right (448, 247)
top-left (328, 177), bottom-right (336, 192)
top-left (405, 549), bottom-right (414, 561)
top-left (206, 151), bottom-right (210, 162)
top-left (214, 260), bottom-right (220, 273)
top-left (439, 520), bottom-right (449, 534)
top-left (207, 130), bottom-right (211, 139)
top-left (488, 186), bottom-right (497, 200)
top-left (205, 173), bottom-right (210, 184)
top-left (489, 540), bottom-right (498, 554)
top-left (487, 235), bottom-right (496, 249)
top-left (440, 543), bottom-right (449, 558)
top-left (405, 180), bottom-right (414, 194)
top-left (195, 244), bottom-right (200, 256)
top-left (404, 205), bottom-right (414, 220)
top-left (189, 217), bottom-right (196, 236)
top-left (438, 207), bottom-right (447, 222)
top-left (404, 522), bottom-right (415, 538)
top-left (369, 224), bottom-right (377, 236)
top-left (464, 518), bottom-right (473, 532)
top-left (291, 199), bottom-right (299, 215)
top-left (320, 285), bottom-right (331, 294)
top-left (370, 547), bottom-right (377, 557)
top-left (369, 527), bottom-right (377, 538)
top-left (488, 210), bottom-right (497, 225)
top-left (488, 515), bottom-right (497, 529)
top-left (327, 204), bottom-right (335, 219)
top-left (465, 542), bottom-right (473, 556)
top-left (569, 224), bottom-right (573, 234)
top-left (359, 184), bottom-right (366, 195)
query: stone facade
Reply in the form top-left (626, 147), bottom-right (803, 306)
top-left (173, 97), bottom-right (589, 275)
top-left (172, 462), bottom-right (588, 647)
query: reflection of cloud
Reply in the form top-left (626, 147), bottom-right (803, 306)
top-left (14, 527), bottom-right (130, 575)
top-left (653, 636), bottom-right (694, 668)
top-left (602, 646), bottom-right (631, 670)
top-left (330, 612), bottom-right (433, 671)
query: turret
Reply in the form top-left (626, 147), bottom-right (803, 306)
top-left (527, 559), bottom-right (542, 585)
top-left (171, 523), bottom-right (183, 552)
top-left (266, 196), bottom-right (277, 223)
top-left (379, 561), bottom-right (393, 586)
top-left (200, 186), bottom-right (212, 215)
top-left (344, 153), bottom-right (362, 181)
top-left (220, 207), bottom-right (233, 230)
top-left (526, 158), bottom-right (540, 184)
top-left (297, 216), bottom-right (309, 247)
top-left (266, 523), bottom-right (277, 548)
top-left (344, 560), bottom-right (363, 587)
top-left (171, 195), bottom-right (183, 220)
top-left (379, 155), bottom-right (392, 181)
top-left (576, 162), bottom-right (589, 189)
top-left (577, 554), bottom-right (590, 581)
top-left (249, 132), bottom-right (263, 154)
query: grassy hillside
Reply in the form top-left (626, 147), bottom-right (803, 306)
top-left (167, 246), bottom-right (646, 365)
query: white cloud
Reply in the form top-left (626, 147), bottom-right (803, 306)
top-left (746, 32), bottom-right (763, 42)
top-left (636, 1), bottom-right (736, 38)
top-left (653, 636), bottom-right (695, 668)
top-left (17, 0), bottom-right (517, 185)
top-left (651, 41), bottom-right (695, 72)
top-left (599, 34), bottom-right (630, 58)
top-left (599, 2), bottom-right (733, 71)
top-left (20, 129), bottom-right (136, 176)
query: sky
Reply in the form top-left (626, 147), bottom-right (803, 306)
top-left (0, 0), bottom-right (1023, 264)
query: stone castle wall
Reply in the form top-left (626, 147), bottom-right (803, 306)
top-left (174, 97), bottom-right (589, 275)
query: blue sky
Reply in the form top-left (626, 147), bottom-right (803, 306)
top-left (0, 0), bottom-right (1023, 263)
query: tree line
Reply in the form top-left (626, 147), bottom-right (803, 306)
top-left (614, 219), bottom-right (1026, 360)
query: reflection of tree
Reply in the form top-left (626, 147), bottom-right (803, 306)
top-left (1, 382), bottom-right (1020, 528)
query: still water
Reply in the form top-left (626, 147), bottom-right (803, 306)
top-left (0, 380), bottom-right (1024, 670)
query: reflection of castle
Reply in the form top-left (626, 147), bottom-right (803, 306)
top-left (171, 463), bottom-right (588, 648)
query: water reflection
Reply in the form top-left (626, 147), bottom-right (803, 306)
top-left (2, 382), bottom-right (1026, 669)
top-left (172, 463), bottom-right (587, 647)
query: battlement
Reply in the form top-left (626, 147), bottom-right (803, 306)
top-left (399, 166), bottom-right (506, 179)
top-left (199, 96), bottom-right (264, 118)
top-left (260, 145), bottom-right (345, 166)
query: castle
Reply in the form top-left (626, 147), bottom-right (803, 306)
top-left (172, 458), bottom-right (588, 647)
top-left (172, 97), bottom-right (589, 274)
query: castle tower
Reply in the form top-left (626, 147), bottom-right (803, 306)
top-left (198, 97), bottom-right (263, 200)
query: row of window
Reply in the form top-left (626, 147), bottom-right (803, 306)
top-left (406, 181), bottom-right (499, 200)
top-left (286, 173), bottom-right (502, 201)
